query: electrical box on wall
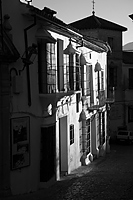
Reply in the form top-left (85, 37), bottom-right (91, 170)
top-left (12, 75), bottom-right (23, 94)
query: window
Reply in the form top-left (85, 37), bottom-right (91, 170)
top-left (64, 53), bottom-right (81, 92)
top-left (70, 124), bottom-right (74, 145)
top-left (96, 113), bottom-right (100, 144)
top-left (69, 54), bottom-right (75, 90)
top-left (86, 119), bottom-right (91, 155)
top-left (99, 112), bottom-right (105, 145)
top-left (129, 68), bottom-right (133, 89)
top-left (108, 37), bottom-right (113, 51)
top-left (38, 40), bottom-right (56, 94)
top-left (76, 54), bottom-right (81, 90)
top-left (95, 71), bottom-right (98, 98)
top-left (128, 106), bottom-right (133, 122)
top-left (100, 71), bottom-right (104, 90)
top-left (102, 112), bottom-right (105, 144)
top-left (109, 66), bottom-right (117, 87)
top-left (79, 121), bottom-right (83, 157)
top-left (81, 64), bottom-right (92, 96)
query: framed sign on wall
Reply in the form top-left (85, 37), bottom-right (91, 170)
top-left (10, 117), bottom-right (30, 170)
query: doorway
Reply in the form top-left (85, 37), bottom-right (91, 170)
top-left (59, 116), bottom-right (68, 175)
top-left (40, 125), bottom-right (55, 182)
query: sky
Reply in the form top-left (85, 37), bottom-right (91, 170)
top-left (22, 0), bottom-right (133, 45)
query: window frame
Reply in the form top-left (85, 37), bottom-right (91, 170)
top-left (86, 119), bottom-right (91, 155)
top-left (38, 40), bottom-right (56, 94)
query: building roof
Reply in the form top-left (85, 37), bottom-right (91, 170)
top-left (21, 3), bottom-right (110, 53)
top-left (69, 14), bottom-right (127, 32)
top-left (123, 51), bottom-right (133, 64)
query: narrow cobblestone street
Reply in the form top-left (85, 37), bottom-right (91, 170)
top-left (1, 143), bottom-right (133, 200)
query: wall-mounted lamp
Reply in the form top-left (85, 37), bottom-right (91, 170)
top-left (21, 43), bottom-right (38, 66)
top-left (94, 61), bottom-right (102, 72)
top-left (80, 53), bottom-right (87, 65)
top-left (64, 40), bottom-right (78, 55)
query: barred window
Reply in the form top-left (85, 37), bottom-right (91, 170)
top-left (81, 65), bottom-right (92, 96)
top-left (86, 119), bottom-right (91, 155)
top-left (64, 53), bottom-right (81, 92)
top-left (38, 41), bottom-right (56, 94)
top-left (100, 71), bottom-right (104, 90)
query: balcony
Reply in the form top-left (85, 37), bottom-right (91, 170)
top-left (39, 65), bottom-right (81, 101)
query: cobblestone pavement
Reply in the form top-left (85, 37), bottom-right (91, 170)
top-left (1, 143), bottom-right (133, 200)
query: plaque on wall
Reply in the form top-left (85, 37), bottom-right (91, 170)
top-left (10, 117), bottom-right (30, 170)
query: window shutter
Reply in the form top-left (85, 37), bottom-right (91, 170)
top-left (57, 39), bottom-right (64, 91)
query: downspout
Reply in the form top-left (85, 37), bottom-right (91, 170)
top-left (24, 14), bottom-right (36, 106)
top-left (0, 0), bottom-right (4, 50)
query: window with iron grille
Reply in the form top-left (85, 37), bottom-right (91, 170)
top-left (70, 124), bottom-right (74, 145)
top-left (86, 65), bottom-right (91, 95)
top-left (79, 121), bottom-right (83, 157)
top-left (38, 41), bottom-right (56, 94)
top-left (76, 54), bottom-right (81, 90)
top-left (81, 65), bottom-right (92, 96)
top-left (128, 106), bottom-right (133, 122)
top-left (86, 119), bottom-right (91, 155)
top-left (64, 53), bottom-right (81, 92)
top-left (129, 68), bottom-right (133, 89)
top-left (100, 71), bottom-right (104, 90)
top-left (95, 71), bottom-right (98, 98)
top-left (64, 54), bottom-right (69, 91)
top-left (99, 112), bottom-right (105, 145)
top-left (96, 113), bottom-right (100, 144)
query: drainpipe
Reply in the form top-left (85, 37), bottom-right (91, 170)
top-left (24, 15), bottom-right (36, 106)
top-left (0, 0), bottom-right (4, 50)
